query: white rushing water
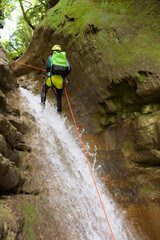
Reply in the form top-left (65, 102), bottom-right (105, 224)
top-left (20, 87), bottom-right (136, 240)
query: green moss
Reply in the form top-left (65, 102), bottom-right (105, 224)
top-left (43, 0), bottom-right (102, 38)
top-left (97, 1), bottom-right (160, 66)
top-left (43, 0), bottom-right (160, 68)
top-left (141, 104), bottom-right (153, 115)
top-left (139, 185), bottom-right (155, 196)
top-left (72, 94), bottom-right (77, 100)
top-left (17, 151), bottom-right (28, 168)
top-left (99, 0), bottom-right (127, 14)
top-left (135, 72), bottom-right (147, 83)
top-left (0, 202), bottom-right (17, 223)
top-left (122, 141), bottom-right (132, 154)
top-left (93, 114), bottom-right (105, 131)
top-left (98, 104), bottom-right (106, 114)
top-left (108, 80), bottom-right (142, 114)
top-left (23, 201), bottom-right (39, 240)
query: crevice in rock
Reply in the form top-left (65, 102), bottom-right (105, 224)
top-left (138, 70), bottom-right (150, 77)
top-left (136, 162), bottom-right (160, 167)
top-left (65, 14), bottom-right (75, 22)
top-left (85, 24), bottom-right (100, 35)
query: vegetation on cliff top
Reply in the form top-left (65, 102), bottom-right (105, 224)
top-left (43, 0), bottom-right (160, 67)
top-left (2, 0), bottom-right (160, 66)
top-left (1, 0), bottom-right (47, 63)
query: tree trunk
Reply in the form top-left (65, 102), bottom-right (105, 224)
top-left (18, 0), bottom-right (35, 30)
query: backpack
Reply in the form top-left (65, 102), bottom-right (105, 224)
top-left (51, 51), bottom-right (70, 76)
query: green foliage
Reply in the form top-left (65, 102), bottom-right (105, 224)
top-left (0, 0), bottom-right (16, 23)
top-left (20, 0), bottom-right (47, 28)
top-left (99, 0), bottom-right (109, 10)
top-left (135, 72), bottom-right (147, 83)
top-left (2, 16), bottom-right (33, 63)
top-left (2, 41), bottom-right (20, 64)
top-left (2, 0), bottom-right (47, 63)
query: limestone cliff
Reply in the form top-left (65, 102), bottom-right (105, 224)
top-left (12, 0), bottom-right (160, 239)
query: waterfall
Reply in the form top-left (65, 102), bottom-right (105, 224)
top-left (20, 87), bottom-right (137, 240)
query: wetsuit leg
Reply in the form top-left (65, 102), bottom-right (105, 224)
top-left (56, 88), bottom-right (62, 113)
top-left (41, 84), bottom-right (50, 104)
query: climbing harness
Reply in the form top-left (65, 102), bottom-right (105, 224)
top-left (11, 61), bottom-right (115, 240)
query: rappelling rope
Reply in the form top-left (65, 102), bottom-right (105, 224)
top-left (11, 61), bottom-right (46, 72)
top-left (11, 61), bottom-right (115, 240)
top-left (64, 85), bottom-right (115, 240)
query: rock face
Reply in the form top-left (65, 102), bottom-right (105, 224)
top-left (0, 154), bottom-right (22, 192)
top-left (46, 0), bottom-right (59, 9)
top-left (124, 113), bottom-right (160, 165)
top-left (0, 43), bottom-right (18, 92)
top-left (12, 0), bottom-right (160, 239)
top-left (0, 90), bottom-right (6, 113)
top-left (0, 113), bottom-right (23, 146)
top-left (0, 43), bottom-right (26, 193)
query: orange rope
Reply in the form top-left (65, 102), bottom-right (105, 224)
top-left (11, 61), bottom-right (46, 72)
top-left (64, 85), bottom-right (115, 240)
top-left (11, 61), bottom-right (15, 72)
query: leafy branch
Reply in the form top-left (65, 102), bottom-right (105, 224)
top-left (18, 0), bottom-right (35, 29)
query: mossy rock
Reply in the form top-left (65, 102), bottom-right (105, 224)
top-left (141, 104), bottom-right (153, 115)
top-left (0, 202), bottom-right (19, 239)
top-left (23, 201), bottom-right (40, 240)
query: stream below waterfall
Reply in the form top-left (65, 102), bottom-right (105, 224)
top-left (19, 87), bottom-right (141, 240)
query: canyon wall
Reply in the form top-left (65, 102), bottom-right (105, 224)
top-left (0, 43), bottom-right (52, 240)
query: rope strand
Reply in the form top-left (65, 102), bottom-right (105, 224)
top-left (11, 61), bottom-right (46, 72)
top-left (64, 85), bottom-right (115, 240)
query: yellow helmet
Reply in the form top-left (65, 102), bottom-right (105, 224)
top-left (52, 44), bottom-right (61, 51)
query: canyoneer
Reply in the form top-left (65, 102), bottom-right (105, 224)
top-left (41, 44), bottom-right (71, 114)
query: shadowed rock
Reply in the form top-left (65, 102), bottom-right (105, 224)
top-left (46, 0), bottom-right (60, 9)
top-left (0, 134), bottom-right (20, 164)
top-left (8, 117), bottom-right (29, 134)
top-left (0, 43), bottom-right (18, 92)
top-left (0, 153), bottom-right (22, 192)
top-left (0, 113), bottom-right (23, 146)
top-left (15, 143), bottom-right (31, 152)
top-left (0, 90), bottom-right (6, 113)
